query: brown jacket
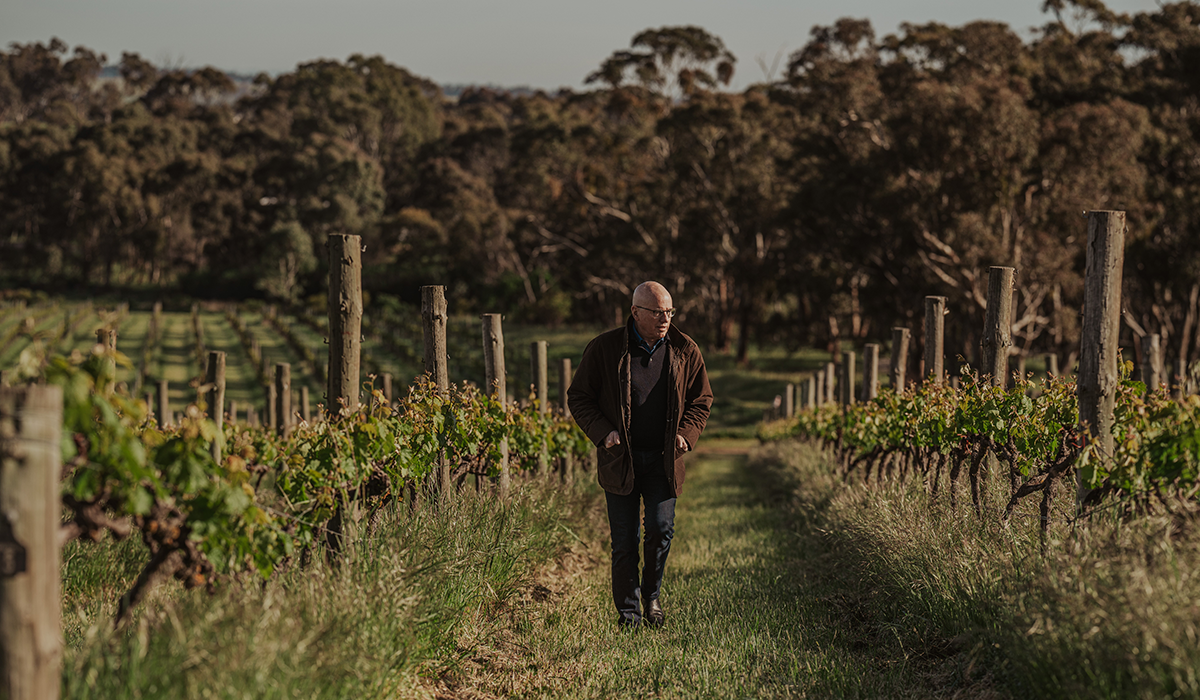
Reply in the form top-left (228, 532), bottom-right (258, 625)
top-left (567, 319), bottom-right (713, 497)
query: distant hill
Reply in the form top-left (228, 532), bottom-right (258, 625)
top-left (99, 66), bottom-right (543, 102)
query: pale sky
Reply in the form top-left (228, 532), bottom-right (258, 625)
top-left (1, 0), bottom-right (1166, 90)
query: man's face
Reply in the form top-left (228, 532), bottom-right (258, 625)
top-left (632, 293), bottom-right (674, 342)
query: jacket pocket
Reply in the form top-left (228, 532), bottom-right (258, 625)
top-left (597, 444), bottom-right (624, 471)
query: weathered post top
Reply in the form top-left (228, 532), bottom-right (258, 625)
top-left (1076, 210), bottom-right (1125, 509)
top-left (327, 234), bottom-right (363, 414)
top-left (924, 296), bottom-right (948, 384)
top-left (890, 327), bottom-right (910, 391)
top-left (982, 266), bottom-right (1016, 387)
top-left (420, 285), bottom-right (450, 394)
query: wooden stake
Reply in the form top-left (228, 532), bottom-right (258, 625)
top-left (530, 341), bottom-right (548, 414)
top-left (158, 380), bottom-right (170, 428)
top-left (482, 314), bottom-right (509, 496)
top-left (267, 382), bottom-right (277, 433)
top-left (530, 341), bottom-right (549, 478)
top-left (824, 362), bottom-right (836, 404)
top-left (0, 384), bottom-right (63, 700)
top-left (1142, 333), bottom-right (1161, 393)
top-left (381, 373), bottom-right (393, 406)
top-left (890, 328), bottom-right (910, 391)
top-left (785, 383), bottom-right (795, 417)
top-left (924, 296), bottom-right (947, 384)
top-left (559, 357), bottom-right (574, 485)
top-left (420, 286), bottom-right (450, 392)
top-left (981, 267), bottom-right (1016, 387)
top-left (1077, 210), bottom-right (1125, 509)
top-left (558, 358), bottom-right (572, 417)
top-left (862, 344), bottom-right (879, 401)
top-left (840, 352), bottom-right (856, 406)
top-left (275, 363), bottom-right (291, 437)
top-left (327, 234), bottom-right (363, 416)
top-left (814, 370), bottom-right (824, 407)
top-left (300, 387), bottom-right (310, 423)
top-left (206, 351), bottom-right (226, 463)
top-left (421, 285), bottom-right (451, 497)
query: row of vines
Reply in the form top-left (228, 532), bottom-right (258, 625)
top-left (8, 333), bottom-right (590, 622)
top-left (760, 362), bottom-right (1200, 535)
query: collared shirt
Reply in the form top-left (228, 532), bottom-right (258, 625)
top-left (631, 324), bottom-right (667, 357)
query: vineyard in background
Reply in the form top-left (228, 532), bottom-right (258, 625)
top-left (0, 235), bottom-right (616, 698)
top-left (760, 214), bottom-right (1200, 544)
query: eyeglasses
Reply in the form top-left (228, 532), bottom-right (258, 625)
top-left (634, 305), bottom-right (676, 319)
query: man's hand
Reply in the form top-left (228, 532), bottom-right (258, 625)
top-left (676, 434), bottom-right (689, 452)
top-left (603, 430), bottom-right (621, 448)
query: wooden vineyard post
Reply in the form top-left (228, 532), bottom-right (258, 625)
top-left (267, 382), bottom-right (277, 433)
top-left (530, 342), bottom-right (549, 413)
top-left (862, 344), bottom-right (879, 401)
top-left (1046, 353), bottom-right (1059, 377)
top-left (327, 234), bottom-right (363, 416)
top-left (814, 370), bottom-right (824, 407)
top-left (924, 296), bottom-right (947, 384)
top-left (981, 267), bottom-right (1016, 387)
top-left (1077, 210), bottom-right (1125, 510)
top-left (559, 358), bottom-right (572, 416)
top-left (381, 373), bottom-right (393, 407)
top-left (421, 286), bottom-right (450, 391)
top-left (785, 383), bottom-right (796, 417)
top-left (840, 351), bottom-right (856, 406)
top-left (275, 363), bottom-right (291, 437)
top-left (559, 357), bottom-right (574, 485)
top-left (300, 387), bottom-right (311, 423)
top-left (805, 376), bottom-right (817, 410)
top-left (891, 328), bottom-right (910, 390)
top-left (1142, 333), bottom-right (1161, 393)
top-left (158, 379), bottom-right (170, 428)
top-left (143, 392), bottom-right (154, 422)
top-left (0, 384), bottom-right (63, 700)
top-left (95, 329), bottom-right (117, 392)
top-left (421, 285), bottom-right (451, 496)
top-left (530, 341), bottom-right (549, 478)
top-left (482, 314), bottom-right (509, 497)
top-left (824, 362), bottom-right (836, 404)
top-left (206, 351), bottom-right (226, 463)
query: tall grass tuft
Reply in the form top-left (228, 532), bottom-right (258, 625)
top-left (62, 479), bottom-right (600, 699)
top-left (753, 440), bottom-right (1200, 700)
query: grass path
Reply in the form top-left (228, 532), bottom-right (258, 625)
top-left (446, 441), bottom-right (949, 699)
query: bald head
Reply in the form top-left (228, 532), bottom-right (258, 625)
top-left (631, 281), bottom-right (674, 341)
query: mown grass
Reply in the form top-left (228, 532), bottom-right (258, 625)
top-left (434, 441), bottom-right (1011, 699)
top-left (62, 477), bottom-right (600, 699)
top-left (752, 440), bottom-right (1200, 699)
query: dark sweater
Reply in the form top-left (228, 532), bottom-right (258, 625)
top-left (629, 333), bottom-right (668, 451)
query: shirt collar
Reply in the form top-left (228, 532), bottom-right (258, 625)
top-left (631, 323), bottom-right (667, 356)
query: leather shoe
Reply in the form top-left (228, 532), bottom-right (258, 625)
top-left (644, 598), bottom-right (665, 627)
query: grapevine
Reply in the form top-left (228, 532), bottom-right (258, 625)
top-left (7, 338), bottom-right (592, 622)
top-left (762, 362), bottom-right (1200, 534)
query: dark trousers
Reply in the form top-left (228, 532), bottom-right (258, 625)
top-left (605, 449), bottom-right (676, 623)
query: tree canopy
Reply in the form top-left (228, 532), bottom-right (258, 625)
top-left (3, 2), bottom-right (1200, 370)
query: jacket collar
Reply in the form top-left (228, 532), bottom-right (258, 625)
top-left (624, 316), bottom-right (684, 353)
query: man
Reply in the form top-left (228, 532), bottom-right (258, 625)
top-left (568, 281), bottom-right (713, 628)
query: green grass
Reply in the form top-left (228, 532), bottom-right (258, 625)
top-left (435, 441), bottom-right (972, 699)
top-left (62, 478), bottom-right (598, 699)
top-left (751, 439), bottom-right (1200, 699)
